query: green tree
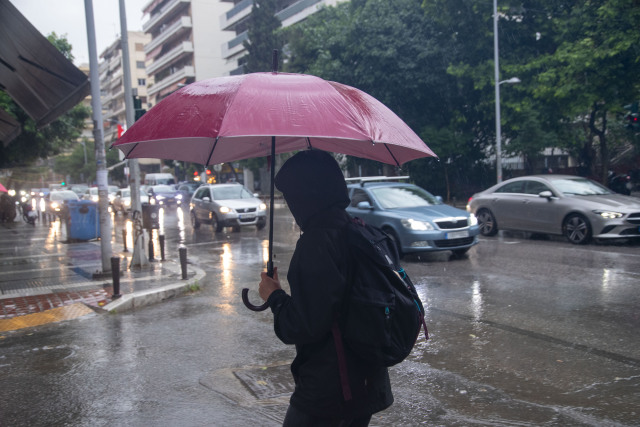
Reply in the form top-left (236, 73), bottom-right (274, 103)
top-left (242, 0), bottom-right (284, 73)
top-left (0, 32), bottom-right (89, 169)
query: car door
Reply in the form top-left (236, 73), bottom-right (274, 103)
top-left (489, 180), bottom-right (526, 230)
top-left (518, 180), bottom-right (561, 233)
top-left (347, 188), bottom-right (377, 225)
top-left (192, 187), bottom-right (208, 221)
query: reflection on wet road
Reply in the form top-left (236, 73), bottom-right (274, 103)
top-left (1, 206), bottom-right (639, 426)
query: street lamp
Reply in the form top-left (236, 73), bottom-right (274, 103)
top-left (494, 0), bottom-right (520, 183)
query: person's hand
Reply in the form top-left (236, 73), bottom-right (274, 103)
top-left (259, 267), bottom-right (281, 302)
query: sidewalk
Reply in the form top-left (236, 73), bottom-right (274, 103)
top-left (0, 218), bottom-right (205, 332)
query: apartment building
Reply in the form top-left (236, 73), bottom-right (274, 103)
top-left (99, 31), bottom-right (151, 143)
top-left (220, 0), bottom-right (343, 75)
top-left (142, 0), bottom-right (233, 106)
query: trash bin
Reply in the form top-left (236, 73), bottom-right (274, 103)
top-left (66, 200), bottom-right (100, 241)
top-left (142, 203), bottom-right (160, 230)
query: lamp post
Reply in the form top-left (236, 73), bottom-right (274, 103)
top-left (494, 0), bottom-right (520, 183)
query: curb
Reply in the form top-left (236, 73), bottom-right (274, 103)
top-left (102, 262), bottom-right (206, 313)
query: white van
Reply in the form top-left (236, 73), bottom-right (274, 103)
top-left (144, 173), bottom-right (176, 186)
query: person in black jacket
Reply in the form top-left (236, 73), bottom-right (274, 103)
top-left (259, 150), bottom-right (393, 426)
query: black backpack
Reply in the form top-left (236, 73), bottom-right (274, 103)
top-left (331, 218), bottom-right (429, 400)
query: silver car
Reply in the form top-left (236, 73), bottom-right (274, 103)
top-left (190, 184), bottom-right (267, 232)
top-left (467, 175), bottom-right (640, 244)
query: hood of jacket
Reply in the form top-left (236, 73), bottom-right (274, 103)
top-left (275, 150), bottom-right (350, 230)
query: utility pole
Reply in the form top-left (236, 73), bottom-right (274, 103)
top-left (119, 0), bottom-right (148, 267)
top-left (84, 0), bottom-right (113, 272)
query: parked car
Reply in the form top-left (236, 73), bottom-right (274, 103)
top-left (190, 183), bottom-right (267, 232)
top-left (112, 187), bottom-right (150, 213)
top-left (345, 177), bottom-right (480, 257)
top-left (176, 182), bottom-right (201, 203)
top-left (147, 184), bottom-right (181, 207)
top-left (466, 174), bottom-right (640, 244)
top-left (46, 190), bottom-right (79, 217)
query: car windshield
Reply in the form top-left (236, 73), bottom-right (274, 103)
top-left (151, 185), bottom-right (174, 193)
top-left (549, 178), bottom-right (613, 196)
top-left (52, 191), bottom-right (78, 201)
top-left (370, 185), bottom-right (440, 209)
top-left (211, 186), bottom-right (254, 200)
top-left (121, 190), bottom-right (130, 197)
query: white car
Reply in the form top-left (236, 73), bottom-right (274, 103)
top-left (112, 188), bottom-right (150, 213)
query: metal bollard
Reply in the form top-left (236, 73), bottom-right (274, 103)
top-left (122, 229), bottom-right (128, 252)
top-left (179, 246), bottom-right (187, 280)
top-left (159, 234), bottom-right (165, 261)
top-left (111, 257), bottom-right (122, 299)
top-left (148, 229), bottom-right (155, 261)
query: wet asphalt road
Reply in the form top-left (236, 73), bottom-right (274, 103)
top-left (1, 206), bottom-right (639, 426)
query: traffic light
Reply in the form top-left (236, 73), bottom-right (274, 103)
top-left (133, 95), bottom-right (146, 121)
top-left (627, 113), bottom-right (640, 130)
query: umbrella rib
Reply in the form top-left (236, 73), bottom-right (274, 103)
top-left (205, 137), bottom-right (220, 166)
top-left (384, 144), bottom-right (401, 167)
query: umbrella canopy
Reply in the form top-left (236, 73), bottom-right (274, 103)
top-left (112, 71), bottom-right (437, 311)
top-left (112, 72), bottom-right (436, 166)
top-left (0, 182), bottom-right (7, 193)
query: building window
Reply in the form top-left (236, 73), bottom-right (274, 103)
top-left (135, 43), bottom-right (144, 51)
top-left (136, 61), bottom-right (145, 69)
top-left (138, 78), bottom-right (146, 86)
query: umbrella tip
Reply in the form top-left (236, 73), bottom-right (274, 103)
top-left (272, 49), bottom-right (278, 73)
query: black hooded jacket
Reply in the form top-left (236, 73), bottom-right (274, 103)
top-left (267, 150), bottom-right (393, 419)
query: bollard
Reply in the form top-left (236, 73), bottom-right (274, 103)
top-left (148, 237), bottom-right (154, 262)
top-left (122, 229), bottom-right (128, 252)
top-left (111, 257), bottom-right (122, 299)
top-left (179, 246), bottom-right (187, 280)
top-left (159, 234), bottom-right (165, 261)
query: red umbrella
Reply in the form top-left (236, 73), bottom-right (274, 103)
top-left (112, 70), bottom-right (436, 310)
top-left (0, 182), bottom-right (7, 193)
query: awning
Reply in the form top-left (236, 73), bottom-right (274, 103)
top-left (0, 0), bottom-right (91, 137)
top-left (0, 108), bottom-right (21, 146)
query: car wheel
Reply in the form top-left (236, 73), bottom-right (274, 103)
top-left (563, 214), bottom-right (591, 244)
top-left (190, 211), bottom-right (200, 229)
top-left (383, 227), bottom-right (403, 259)
top-left (256, 218), bottom-right (267, 230)
top-left (212, 215), bottom-right (224, 233)
top-left (477, 209), bottom-right (498, 236)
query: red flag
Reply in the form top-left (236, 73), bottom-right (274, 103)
top-left (117, 124), bottom-right (124, 138)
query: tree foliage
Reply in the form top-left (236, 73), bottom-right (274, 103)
top-left (242, 0), bottom-right (284, 73)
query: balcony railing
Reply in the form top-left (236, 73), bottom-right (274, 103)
top-left (146, 41), bottom-right (194, 76)
top-left (276, 0), bottom-right (323, 24)
top-left (147, 65), bottom-right (195, 97)
top-left (221, 31), bottom-right (248, 59)
top-left (143, 0), bottom-right (191, 34)
top-left (144, 16), bottom-right (192, 55)
top-left (220, 0), bottom-right (252, 31)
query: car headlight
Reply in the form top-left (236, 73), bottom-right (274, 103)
top-left (594, 210), bottom-right (623, 219)
top-left (51, 202), bottom-right (59, 210)
top-left (401, 218), bottom-right (434, 231)
top-left (150, 199), bottom-right (156, 205)
top-left (219, 206), bottom-right (231, 214)
top-left (156, 195), bottom-right (165, 200)
top-left (468, 213), bottom-right (478, 226)
top-left (259, 203), bottom-right (267, 211)
top-left (176, 194), bottom-right (182, 200)
top-left (125, 200), bottom-right (131, 207)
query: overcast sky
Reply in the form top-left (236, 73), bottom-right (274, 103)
top-left (12, 0), bottom-right (150, 65)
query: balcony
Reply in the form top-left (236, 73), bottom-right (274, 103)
top-left (276, 0), bottom-right (323, 26)
top-left (146, 41), bottom-right (194, 76)
top-left (143, 0), bottom-right (191, 34)
top-left (220, 0), bottom-right (252, 31)
top-left (144, 16), bottom-right (192, 55)
top-left (221, 31), bottom-right (248, 60)
top-left (147, 65), bottom-right (195, 97)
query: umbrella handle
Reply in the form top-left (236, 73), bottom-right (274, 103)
top-left (241, 288), bottom-right (269, 312)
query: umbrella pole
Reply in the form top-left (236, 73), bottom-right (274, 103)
top-left (241, 136), bottom-right (276, 312)
top-left (267, 135), bottom-right (276, 277)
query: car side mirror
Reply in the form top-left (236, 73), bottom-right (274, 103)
top-left (539, 190), bottom-right (554, 199)
top-left (203, 197), bottom-right (210, 202)
top-left (356, 201), bottom-right (373, 210)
